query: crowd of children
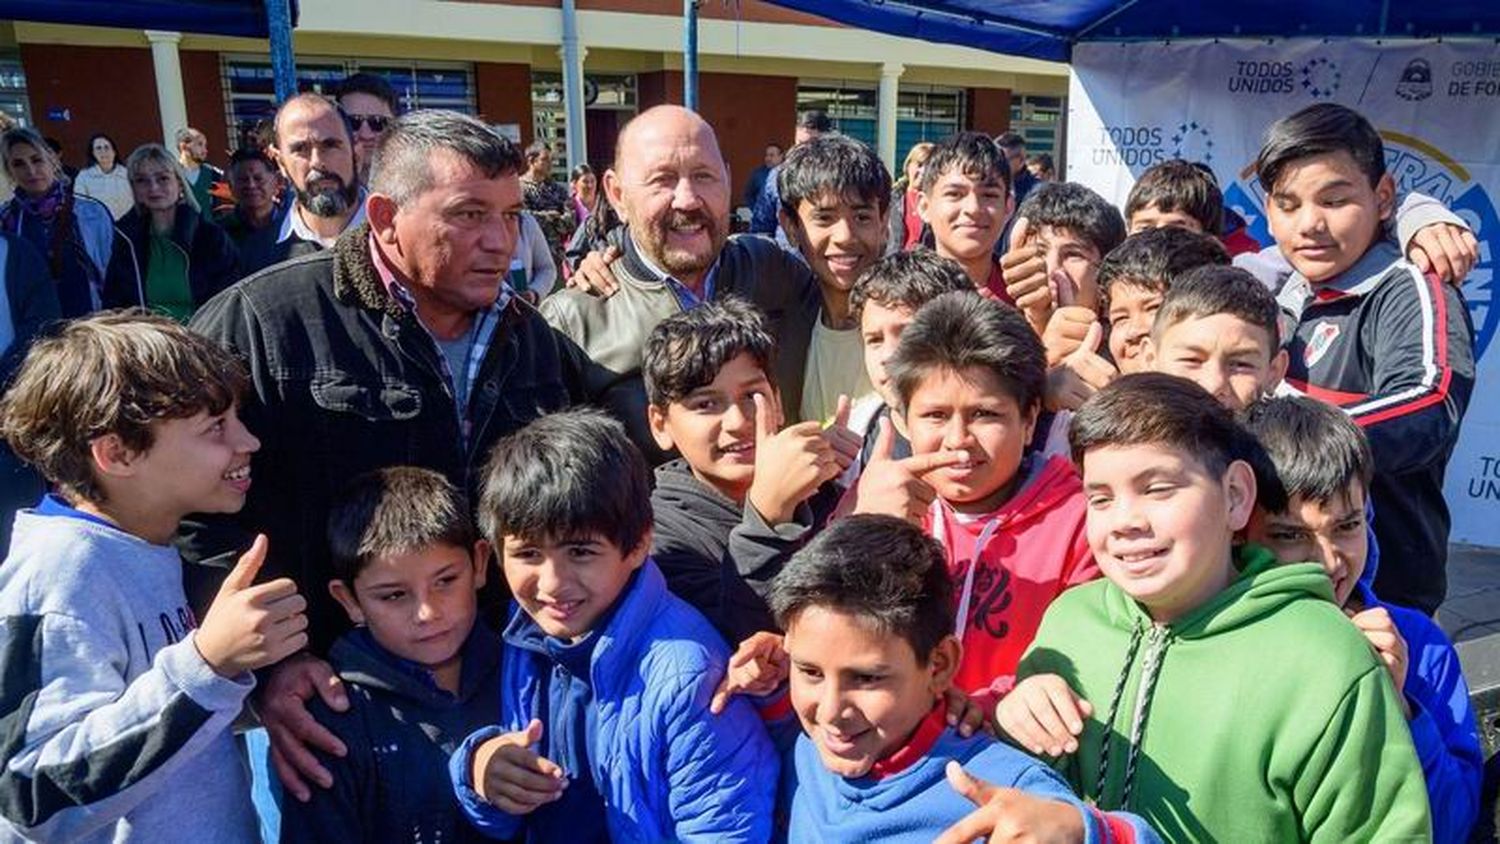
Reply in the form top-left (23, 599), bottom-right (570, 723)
top-left (0, 99), bottom-right (1485, 842)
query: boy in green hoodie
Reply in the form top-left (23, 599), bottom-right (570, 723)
top-left (998, 373), bottom-right (1430, 842)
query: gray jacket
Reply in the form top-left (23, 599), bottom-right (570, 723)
top-left (542, 229), bottom-right (818, 464)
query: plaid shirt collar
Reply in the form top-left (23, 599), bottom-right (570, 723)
top-left (367, 233), bottom-right (514, 439)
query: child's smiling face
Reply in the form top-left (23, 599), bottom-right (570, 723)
top-left (902, 365), bottom-right (1037, 515)
top-left (785, 604), bottom-right (957, 779)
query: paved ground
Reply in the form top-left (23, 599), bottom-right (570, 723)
top-left (1440, 544), bottom-right (1500, 643)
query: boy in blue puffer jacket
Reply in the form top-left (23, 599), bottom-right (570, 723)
top-left (449, 409), bottom-right (778, 842)
top-left (1243, 395), bottom-right (1482, 843)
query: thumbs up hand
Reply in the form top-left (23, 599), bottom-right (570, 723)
top-left (851, 417), bottom-right (970, 524)
top-left (747, 393), bottom-right (842, 525)
top-left (1043, 319), bottom-right (1118, 412)
top-left (1001, 216), bottom-right (1054, 336)
top-left (933, 762), bottom-right (1087, 844)
top-left (194, 534), bottom-right (309, 677)
top-left (1042, 306), bottom-right (1103, 367)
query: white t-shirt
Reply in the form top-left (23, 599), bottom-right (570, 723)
top-left (799, 315), bottom-right (873, 424)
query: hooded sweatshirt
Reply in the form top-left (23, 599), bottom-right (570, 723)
top-left (785, 705), bottom-right (1160, 843)
top-left (651, 458), bottom-right (826, 644)
top-left (0, 503), bottom-right (257, 843)
top-left (1350, 520), bottom-right (1481, 844)
top-left (279, 625), bottom-right (503, 844)
top-left (1018, 544), bottom-right (1432, 842)
top-left (923, 454), bottom-right (1097, 700)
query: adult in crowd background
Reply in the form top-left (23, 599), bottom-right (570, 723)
top-left (512, 210), bottom-right (558, 302)
top-left (73, 133), bottom-right (134, 220)
top-left (569, 162), bottom-right (601, 228)
top-left (216, 147), bottom-right (281, 244)
top-left (742, 141), bottom-right (783, 209)
top-left (176, 126), bottom-right (224, 219)
top-left (887, 141), bottom-right (934, 255)
top-left (996, 132), bottom-right (1038, 206)
top-left (750, 109), bottom-right (832, 239)
top-left (334, 72), bottom-right (398, 185)
top-left (103, 143), bottom-right (237, 321)
top-left (187, 109), bottom-right (582, 802)
top-left (519, 139), bottom-right (576, 272)
top-left (0, 126), bottom-right (112, 317)
top-left (236, 93), bottom-right (365, 279)
top-left (1028, 153), bottom-right (1056, 182)
top-left (0, 230), bottom-right (59, 552)
top-left (544, 104), bottom-right (815, 463)
top-left (44, 137), bottom-right (78, 184)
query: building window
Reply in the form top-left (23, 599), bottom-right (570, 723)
top-left (797, 80), bottom-right (877, 147)
top-left (896, 84), bottom-right (964, 153)
top-left (1009, 94), bottom-right (1064, 160)
top-left (221, 56), bottom-right (475, 151)
top-left (531, 72), bottom-right (637, 177)
top-left (0, 56), bottom-right (30, 127)
top-left (797, 80), bottom-right (965, 155)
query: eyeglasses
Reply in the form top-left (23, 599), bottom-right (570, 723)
top-left (345, 114), bottom-right (391, 133)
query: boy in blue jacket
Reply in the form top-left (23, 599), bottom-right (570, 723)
top-left (449, 409), bottom-right (778, 842)
top-left (1243, 395), bottom-right (1481, 843)
top-left (766, 514), bottom-right (1159, 843)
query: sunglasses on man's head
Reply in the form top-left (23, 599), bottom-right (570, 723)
top-left (346, 114), bottom-right (391, 133)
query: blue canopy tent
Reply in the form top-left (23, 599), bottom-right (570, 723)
top-left (760, 1), bottom-right (1500, 61)
top-left (0, 0), bottom-right (300, 98)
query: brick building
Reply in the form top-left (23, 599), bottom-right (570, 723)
top-left (2, 0), bottom-right (1068, 203)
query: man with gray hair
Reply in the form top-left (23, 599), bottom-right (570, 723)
top-left (189, 108), bottom-right (582, 803)
top-left (236, 94), bottom-right (366, 277)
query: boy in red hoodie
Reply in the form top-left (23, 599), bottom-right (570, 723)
top-left (852, 292), bottom-right (1096, 709)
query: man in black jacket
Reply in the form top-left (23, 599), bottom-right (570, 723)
top-left (189, 109), bottom-right (581, 802)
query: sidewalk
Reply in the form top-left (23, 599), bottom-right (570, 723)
top-left (1439, 544), bottom-right (1500, 643)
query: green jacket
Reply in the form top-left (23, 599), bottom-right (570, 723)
top-left (1018, 544), bottom-right (1431, 842)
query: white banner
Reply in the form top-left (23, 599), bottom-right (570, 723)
top-left (1067, 39), bottom-right (1500, 547)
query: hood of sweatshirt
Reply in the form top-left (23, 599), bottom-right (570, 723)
top-left (327, 623), bottom-right (502, 710)
top-left (958, 453), bottom-right (1081, 532)
top-left (1089, 545), bottom-right (1334, 807)
top-left (1101, 543), bottom-right (1333, 640)
top-left (652, 458), bottom-right (742, 531)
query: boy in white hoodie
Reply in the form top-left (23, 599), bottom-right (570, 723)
top-left (0, 311), bottom-right (307, 842)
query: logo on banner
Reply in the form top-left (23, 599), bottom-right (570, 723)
top-left (1396, 59), bottom-right (1434, 101)
top-left (1171, 121), bottom-right (1214, 163)
top-left (1227, 131), bottom-right (1499, 360)
top-left (1300, 57), bottom-right (1342, 99)
top-left (1304, 322), bottom-right (1340, 368)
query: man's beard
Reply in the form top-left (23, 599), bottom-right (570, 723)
top-left (639, 209), bottom-right (727, 278)
top-left (296, 170), bottom-right (359, 218)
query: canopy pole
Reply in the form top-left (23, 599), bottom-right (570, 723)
top-left (684, 0), bottom-right (699, 111)
top-left (266, 0), bottom-right (297, 102)
top-left (561, 0), bottom-right (588, 168)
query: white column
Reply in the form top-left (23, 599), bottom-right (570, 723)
top-left (558, 44), bottom-right (589, 169)
top-left (144, 31), bottom-right (188, 146)
top-left (876, 62), bottom-right (905, 173)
